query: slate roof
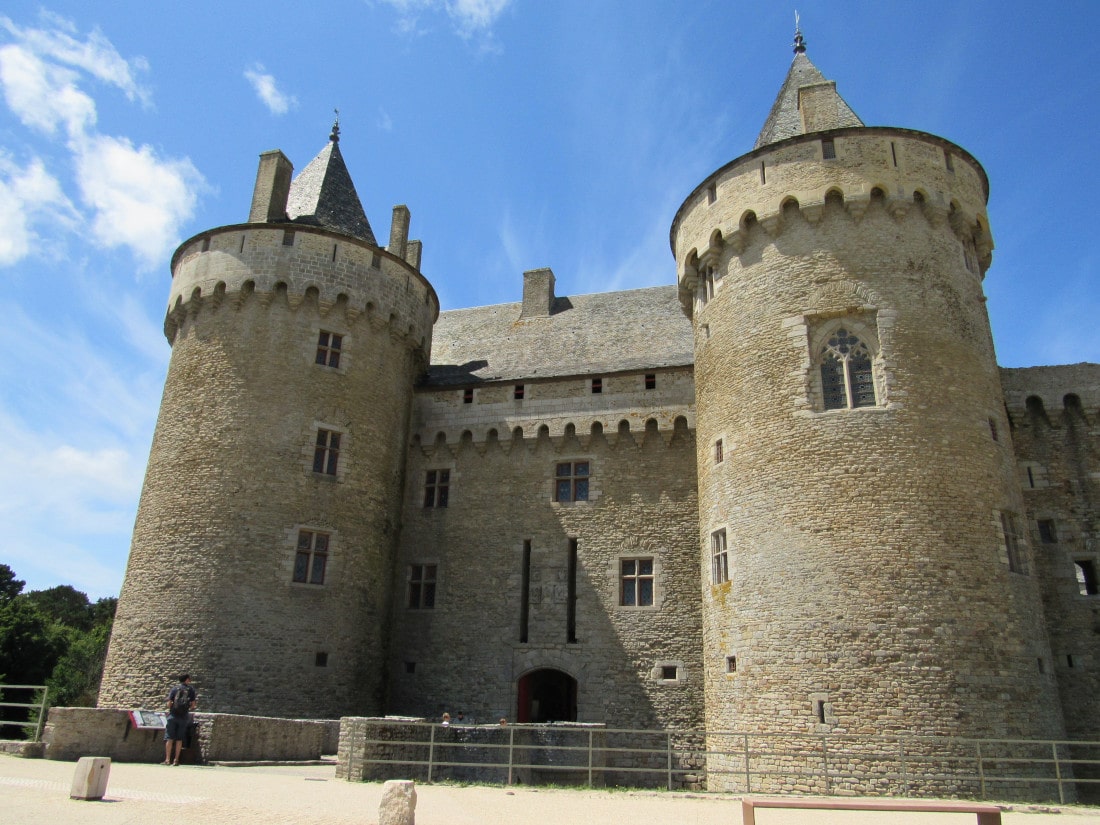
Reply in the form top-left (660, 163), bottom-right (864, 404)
top-left (426, 285), bottom-right (693, 386)
top-left (286, 138), bottom-right (377, 245)
top-left (754, 52), bottom-right (863, 149)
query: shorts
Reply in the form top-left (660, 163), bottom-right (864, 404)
top-left (165, 714), bottom-right (189, 741)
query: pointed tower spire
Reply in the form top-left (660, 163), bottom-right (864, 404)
top-left (285, 118), bottom-right (377, 245)
top-left (753, 24), bottom-right (863, 149)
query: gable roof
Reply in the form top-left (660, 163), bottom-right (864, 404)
top-left (754, 51), bottom-right (863, 149)
top-left (286, 138), bottom-right (377, 245)
top-left (426, 285), bottom-right (693, 386)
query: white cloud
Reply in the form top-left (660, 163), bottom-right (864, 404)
top-left (72, 133), bottom-right (204, 271)
top-left (0, 154), bottom-right (79, 265)
top-left (0, 43), bottom-right (97, 136)
top-left (244, 63), bottom-right (297, 115)
top-left (377, 106), bottom-right (394, 131)
top-left (0, 13), bottom-right (150, 105)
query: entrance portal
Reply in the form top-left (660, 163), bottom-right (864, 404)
top-left (516, 668), bottom-right (577, 723)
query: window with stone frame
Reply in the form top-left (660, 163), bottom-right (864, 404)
top-left (1000, 511), bottom-right (1028, 575)
top-left (620, 557), bottom-right (654, 607)
top-left (1037, 519), bottom-right (1058, 544)
top-left (315, 331), bottom-right (343, 367)
top-left (814, 322), bottom-right (879, 410)
top-left (293, 530), bottom-right (329, 585)
top-left (424, 469), bottom-right (450, 508)
top-left (711, 529), bottom-right (729, 584)
top-left (407, 563), bottom-right (437, 608)
top-left (554, 461), bottom-right (590, 503)
top-left (313, 429), bottom-right (341, 475)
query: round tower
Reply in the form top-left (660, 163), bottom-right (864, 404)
top-left (100, 128), bottom-right (437, 717)
top-left (672, 39), bottom-right (1064, 789)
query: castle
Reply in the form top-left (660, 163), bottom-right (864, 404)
top-left (100, 36), bottom-right (1099, 785)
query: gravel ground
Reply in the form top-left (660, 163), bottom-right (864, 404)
top-left (3, 755), bottom-right (1100, 825)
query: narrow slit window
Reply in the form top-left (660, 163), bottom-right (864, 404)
top-left (715, 439), bottom-right (724, 464)
top-left (514, 384), bottom-right (525, 400)
top-left (463, 388), bottom-right (473, 404)
top-left (1037, 519), bottom-right (1057, 544)
top-left (282, 229), bottom-right (295, 246)
top-left (591, 378), bottom-right (603, 394)
top-left (890, 142), bottom-right (898, 167)
top-left (644, 373), bottom-right (656, 390)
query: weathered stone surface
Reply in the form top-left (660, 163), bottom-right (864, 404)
top-left (378, 779), bottom-right (416, 825)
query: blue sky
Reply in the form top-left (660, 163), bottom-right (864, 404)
top-left (0, 1), bottom-right (1096, 599)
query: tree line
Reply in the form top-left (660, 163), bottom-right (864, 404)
top-left (0, 563), bottom-right (116, 713)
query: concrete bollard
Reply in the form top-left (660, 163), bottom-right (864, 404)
top-left (378, 779), bottom-right (416, 825)
top-left (69, 756), bottom-right (111, 801)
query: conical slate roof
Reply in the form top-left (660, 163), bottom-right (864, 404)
top-left (286, 130), bottom-right (377, 245)
top-left (753, 48), bottom-right (863, 149)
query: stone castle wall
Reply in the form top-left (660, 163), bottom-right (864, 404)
top-left (1002, 364), bottom-right (1100, 746)
top-left (100, 225), bottom-right (437, 718)
top-left (386, 369), bottom-right (703, 730)
top-left (672, 128), bottom-right (1066, 768)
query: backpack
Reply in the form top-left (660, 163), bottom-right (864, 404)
top-left (170, 685), bottom-right (192, 717)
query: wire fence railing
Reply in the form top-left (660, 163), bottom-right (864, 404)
top-left (0, 684), bottom-right (50, 742)
top-left (338, 718), bottom-right (1100, 805)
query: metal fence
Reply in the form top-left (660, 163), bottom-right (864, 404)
top-left (345, 719), bottom-right (1100, 805)
top-left (0, 684), bottom-right (49, 742)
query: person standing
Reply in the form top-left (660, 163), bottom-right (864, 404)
top-left (164, 674), bottom-right (195, 765)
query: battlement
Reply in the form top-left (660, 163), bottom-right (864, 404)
top-left (672, 128), bottom-right (994, 316)
top-left (166, 223), bottom-right (438, 346)
top-left (1000, 363), bottom-right (1100, 423)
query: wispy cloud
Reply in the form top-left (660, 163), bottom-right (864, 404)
top-left (377, 0), bottom-right (513, 39)
top-left (0, 12), bottom-right (205, 271)
top-left (244, 62), bottom-right (297, 115)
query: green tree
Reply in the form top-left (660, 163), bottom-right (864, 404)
top-left (21, 586), bottom-right (93, 631)
top-left (0, 598), bottom-right (67, 685)
top-left (0, 564), bottom-right (25, 604)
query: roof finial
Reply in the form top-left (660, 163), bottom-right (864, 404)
top-left (793, 10), bottom-right (806, 54)
top-left (330, 108), bottom-right (340, 143)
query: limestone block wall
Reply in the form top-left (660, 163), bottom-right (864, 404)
top-left (387, 374), bottom-right (702, 731)
top-left (100, 224), bottom-right (437, 718)
top-left (672, 128), bottom-right (1065, 760)
top-left (1002, 364), bottom-right (1100, 742)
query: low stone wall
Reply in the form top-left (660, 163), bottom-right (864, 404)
top-left (40, 707), bottom-right (327, 764)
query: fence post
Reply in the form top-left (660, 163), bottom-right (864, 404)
top-left (33, 687), bottom-right (49, 742)
top-left (975, 741), bottom-right (985, 799)
top-left (1052, 742), bottom-right (1065, 805)
top-left (821, 734), bottom-right (831, 795)
top-left (743, 733), bottom-right (752, 794)
top-left (898, 735), bottom-right (910, 797)
top-left (587, 728), bottom-right (594, 787)
top-left (427, 723), bottom-right (436, 783)
top-left (507, 726), bottom-right (514, 786)
top-left (667, 731), bottom-right (673, 791)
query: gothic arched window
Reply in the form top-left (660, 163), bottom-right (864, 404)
top-left (819, 328), bottom-right (876, 410)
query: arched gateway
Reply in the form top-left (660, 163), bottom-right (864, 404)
top-left (516, 669), bottom-right (577, 723)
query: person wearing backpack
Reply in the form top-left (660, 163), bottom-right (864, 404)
top-left (164, 674), bottom-right (195, 765)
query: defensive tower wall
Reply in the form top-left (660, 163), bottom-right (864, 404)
top-left (1001, 364), bottom-right (1100, 744)
top-left (101, 164), bottom-right (438, 717)
top-left (672, 124), bottom-right (1066, 783)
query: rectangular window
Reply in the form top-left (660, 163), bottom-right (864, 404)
top-left (644, 373), bottom-right (656, 390)
top-left (711, 529), bottom-right (729, 584)
top-left (944, 150), bottom-right (954, 173)
top-left (407, 563), bottom-right (437, 608)
top-left (313, 429), bottom-right (341, 475)
top-left (371, 252), bottom-right (381, 268)
top-left (591, 378), bottom-right (603, 394)
top-left (282, 229), bottom-right (295, 246)
top-left (661, 665), bottom-right (678, 680)
top-left (514, 384), bottom-right (525, 400)
top-left (726, 655), bottom-right (737, 673)
top-left (315, 331), bottom-right (343, 367)
top-left (463, 388), bottom-right (473, 404)
top-left (706, 183), bottom-right (716, 204)
top-left (554, 461), bottom-right (590, 503)
top-left (620, 558), bottom-right (654, 606)
top-left (1000, 512), bottom-right (1028, 574)
top-left (315, 651), bottom-right (328, 667)
top-left (714, 439), bottom-right (724, 464)
top-left (293, 530), bottom-right (329, 584)
top-left (821, 138), bottom-right (836, 160)
top-left (1037, 519), bottom-right (1057, 544)
top-left (424, 469), bottom-right (450, 508)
